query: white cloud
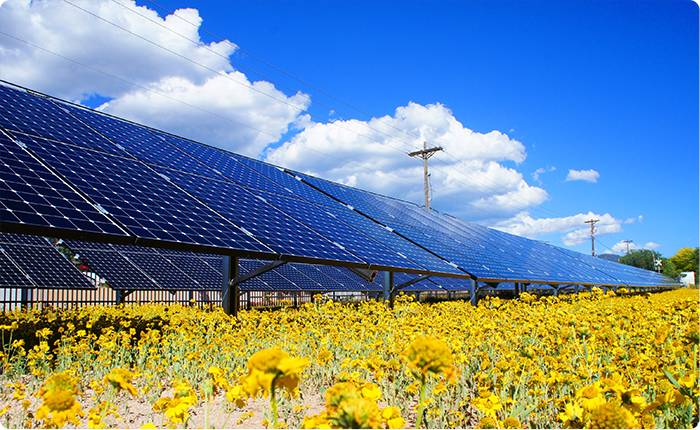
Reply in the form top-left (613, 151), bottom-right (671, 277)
top-left (532, 166), bottom-right (556, 184)
top-left (99, 74), bottom-right (309, 156)
top-left (265, 102), bottom-right (546, 217)
top-left (0, 0), bottom-right (308, 156)
top-left (610, 240), bottom-right (661, 254)
top-left (566, 169), bottom-right (600, 183)
top-left (493, 211), bottom-right (627, 246)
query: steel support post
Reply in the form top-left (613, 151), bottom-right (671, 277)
top-left (20, 288), bottom-right (30, 309)
top-left (469, 279), bottom-right (478, 306)
top-left (222, 256), bottom-right (240, 316)
top-left (382, 271), bottom-right (392, 301)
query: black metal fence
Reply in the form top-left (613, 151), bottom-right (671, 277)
top-left (0, 287), bottom-right (372, 312)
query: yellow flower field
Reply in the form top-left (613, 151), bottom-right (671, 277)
top-left (0, 288), bottom-right (697, 428)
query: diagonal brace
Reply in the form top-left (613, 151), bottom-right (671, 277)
top-left (232, 260), bottom-right (285, 286)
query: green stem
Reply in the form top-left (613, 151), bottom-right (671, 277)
top-left (416, 375), bottom-right (427, 428)
top-left (270, 383), bottom-right (278, 428)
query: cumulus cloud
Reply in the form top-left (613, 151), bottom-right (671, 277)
top-left (0, 0), bottom-right (308, 156)
top-left (610, 240), bottom-right (661, 254)
top-left (566, 169), bottom-right (600, 183)
top-left (266, 102), bottom-right (546, 218)
top-left (493, 211), bottom-right (628, 246)
top-left (99, 74), bottom-right (309, 156)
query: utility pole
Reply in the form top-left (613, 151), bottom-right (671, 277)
top-left (584, 218), bottom-right (599, 256)
top-left (408, 142), bottom-right (443, 209)
top-left (622, 239), bottom-right (633, 254)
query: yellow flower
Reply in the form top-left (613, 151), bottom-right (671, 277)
top-left (577, 382), bottom-right (606, 411)
top-left (360, 383), bottom-right (382, 401)
top-left (35, 371), bottom-right (84, 428)
top-left (472, 390), bottom-right (502, 417)
top-left (225, 384), bottom-right (247, 408)
top-left (402, 335), bottom-right (457, 381)
top-left (152, 380), bottom-right (197, 426)
top-left (208, 366), bottom-right (230, 393)
top-left (381, 406), bottom-right (405, 429)
top-left (502, 416), bottom-right (522, 428)
top-left (558, 402), bottom-right (584, 426)
top-left (104, 367), bottom-right (138, 396)
top-left (588, 402), bottom-right (638, 429)
top-left (242, 348), bottom-right (309, 398)
top-left (477, 416), bottom-right (499, 428)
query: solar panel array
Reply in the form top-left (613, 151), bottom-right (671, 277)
top-left (0, 233), bottom-right (94, 289)
top-left (295, 173), bottom-right (679, 288)
top-left (61, 238), bottom-right (379, 292)
top-left (0, 82), bottom-right (680, 290)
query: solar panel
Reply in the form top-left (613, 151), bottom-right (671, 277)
top-left (256, 190), bottom-right (420, 270)
top-left (160, 254), bottom-right (222, 290)
top-left (61, 104), bottom-right (223, 177)
top-left (160, 168), bottom-right (363, 263)
top-left (0, 133), bottom-right (127, 236)
top-left (318, 265), bottom-right (381, 292)
top-left (118, 251), bottom-right (207, 291)
top-left (77, 249), bottom-right (161, 290)
top-left (0, 249), bottom-right (34, 288)
top-left (17, 134), bottom-right (271, 252)
top-left (0, 84), bottom-right (120, 154)
top-left (0, 235), bottom-right (94, 289)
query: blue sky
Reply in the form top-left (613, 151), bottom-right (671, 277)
top-left (0, 0), bottom-right (696, 257)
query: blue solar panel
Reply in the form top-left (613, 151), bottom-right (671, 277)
top-left (165, 138), bottom-right (297, 195)
top-left (79, 249), bottom-right (161, 290)
top-left (0, 248), bottom-right (33, 288)
top-left (0, 84), bottom-right (120, 154)
top-left (18, 134), bottom-right (271, 252)
top-left (160, 168), bottom-right (363, 263)
top-left (318, 265), bottom-right (381, 292)
top-left (0, 235), bottom-right (94, 290)
top-left (0, 133), bottom-right (127, 235)
top-left (61, 104), bottom-right (224, 176)
top-left (255, 191), bottom-right (420, 270)
top-left (234, 157), bottom-right (341, 206)
top-left (161, 254), bottom-right (222, 290)
top-left (118, 251), bottom-right (207, 291)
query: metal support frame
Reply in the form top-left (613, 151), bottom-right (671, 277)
top-left (383, 271), bottom-right (395, 307)
top-left (115, 289), bottom-right (132, 305)
top-left (350, 267), bottom-right (378, 282)
top-left (223, 258), bottom-right (286, 316)
top-left (222, 256), bottom-right (239, 316)
top-left (469, 279), bottom-right (478, 306)
top-left (20, 288), bottom-right (31, 309)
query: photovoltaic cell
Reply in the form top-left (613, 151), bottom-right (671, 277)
top-left (257, 191), bottom-right (417, 269)
top-left (19, 135), bottom-right (271, 252)
top-left (0, 84), bottom-right (119, 154)
top-left (119, 251), bottom-right (206, 291)
top-left (161, 254), bottom-right (222, 290)
top-left (62, 104), bottom-right (222, 176)
top-left (0, 249), bottom-right (33, 288)
top-left (161, 168), bottom-right (363, 263)
top-left (0, 133), bottom-right (126, 235)
top-left (74, 248), bottom-right (161, 290)
top-left (1, 242), bottom-right (94, 289)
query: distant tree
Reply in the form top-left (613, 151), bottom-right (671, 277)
top-left (619, 249), bottom-right (659, 271)
top-left (662, 259), bottom-right (680, 279)
top-left (669, 247), bottom-right (699, 274)
top-left (619, 249), bottom-right (682, 279)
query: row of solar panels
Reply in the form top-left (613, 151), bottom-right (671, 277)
top-left (0, 232), bottom-right (394, 293)
top-left (0, 82), bottom-right (680, 288)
